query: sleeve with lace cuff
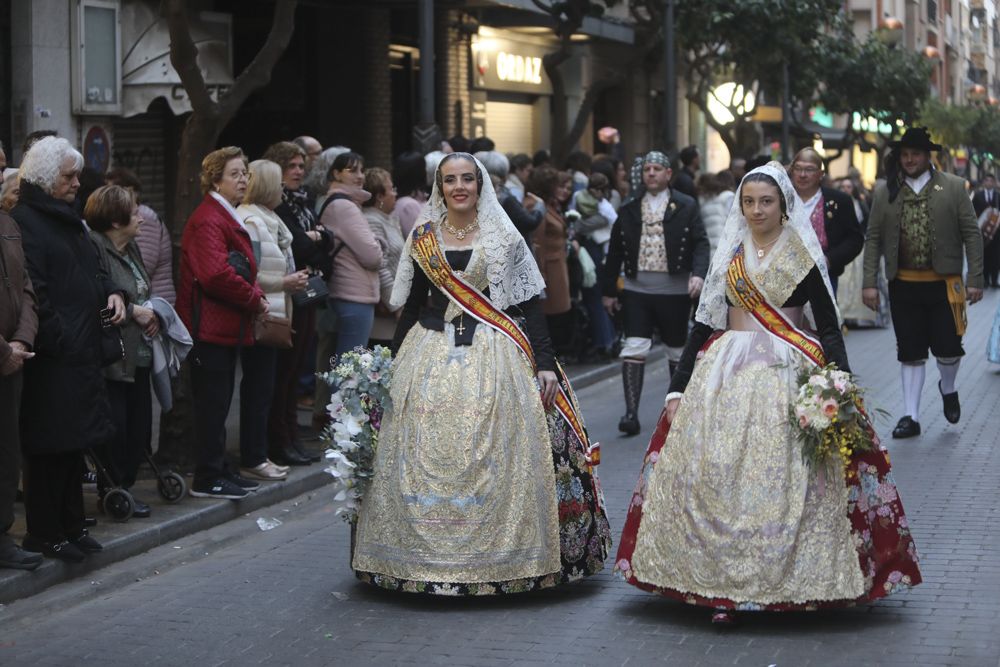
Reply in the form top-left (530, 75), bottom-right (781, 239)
top-left (666, 321), bottom-right (714, 394)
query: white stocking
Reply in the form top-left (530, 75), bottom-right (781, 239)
top-left (901, 362), bottom-right (926, 421)
top-left (937, 356), bottom-right (961, 395)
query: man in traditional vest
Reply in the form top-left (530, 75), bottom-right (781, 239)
top-left (602, 150), bottom-right (710, 436)
top-left (863, 127), bottom-right (984, 439)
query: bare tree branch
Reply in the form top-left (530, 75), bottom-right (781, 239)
top-left (162, 0), bottom-right (214, 115)
top-left (220, 0), bottom-right (298, 117)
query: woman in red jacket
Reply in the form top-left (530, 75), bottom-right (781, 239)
top-left (177, 147), bottom-right (269, 500)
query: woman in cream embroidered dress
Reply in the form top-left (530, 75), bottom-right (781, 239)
top-left (616, 163), bottom-right (921, 623)
top-left (352, 153), bottom-right (610, 595)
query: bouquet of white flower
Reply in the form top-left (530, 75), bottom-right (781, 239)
top-left (790, 364), bottom-right (877, 473)
top-left (320, 346), bottom-right (393, 522)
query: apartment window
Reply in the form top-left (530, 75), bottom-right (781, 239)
top-left (928, 0), bottom-right (937, 24)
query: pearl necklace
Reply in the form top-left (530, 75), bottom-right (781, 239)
top-left (442, 218), bottom-right (479, 240)
top-left (751, 234), bottom-right (780, 258)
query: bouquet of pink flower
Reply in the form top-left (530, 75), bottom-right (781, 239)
top-left (790, 364), bottom-right (876, 472)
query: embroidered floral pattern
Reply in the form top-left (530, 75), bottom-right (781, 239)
top-left (614, 334), bottom-right (921, 612)
top-left (354, 405), bottom-right (612, 596)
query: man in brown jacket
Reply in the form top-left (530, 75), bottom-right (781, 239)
top-left (863, 128), bottom-right (984, 439)
top-left (0, 157), bottom-right (42, 570)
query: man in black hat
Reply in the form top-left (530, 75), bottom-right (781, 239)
top-left (863, 127), bottom-right (983, 439)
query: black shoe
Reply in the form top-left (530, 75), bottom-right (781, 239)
top-left (226, 471), bottom-right (261, 491)
top-left (291, 440), bottom-right (322, 463)
top-left (189, 477), bottom-right (249, 500)
top-left (891, 416), bottom-right (921, 439)
top-left (69, 531), bottom-right (103, 554)
top-left (270, 445), bottom-right (311, 467)
top-left (130, 498), bottom-right (152, 519)
top-left (22, 535), bottom-right (86, 563)
top-left (83, 517), bottom-right (98, 528)
top-left (618, 413), bottom-right (641, 436)
top-left (0, 538), bottom-right (43, 570)
top-left (939, 381), bottom-right (961, 424)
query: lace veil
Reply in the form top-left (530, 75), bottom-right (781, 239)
top-left (389, 153), bottom-right (546, 311)
top-left (694, 161), bottom-right (839, 330)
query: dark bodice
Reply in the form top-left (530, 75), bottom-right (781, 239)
top-left (391, 249), bottom-right (556, 371)
top-left (668, 265), bottom-right (849, 394)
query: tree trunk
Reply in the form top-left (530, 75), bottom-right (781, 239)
top-left (543, 48), bottom-right (572, 164)
top-left (554, 77), bottom-right (618, 162)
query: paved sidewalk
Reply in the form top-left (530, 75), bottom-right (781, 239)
top-left (0, 348), bottom-right (652, 604)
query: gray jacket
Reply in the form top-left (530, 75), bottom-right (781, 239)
top-left (146, 297), bottom-right (192, 412)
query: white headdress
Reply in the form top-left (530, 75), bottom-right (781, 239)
top-left (694, 161), bottom-right (839, 330)
top-left (389, 153), bottom-right (546, 311)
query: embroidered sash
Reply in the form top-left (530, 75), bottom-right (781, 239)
top-left (727, 244), bottom-right (827, 367)
top-left (410, 222), bottom-right (600, 467)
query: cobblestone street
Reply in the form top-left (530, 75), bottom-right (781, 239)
top-left (3, 291), bottom-right (1000, 667)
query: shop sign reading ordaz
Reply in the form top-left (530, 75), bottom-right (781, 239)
top-left (472, 35), bottom-right (553, 95)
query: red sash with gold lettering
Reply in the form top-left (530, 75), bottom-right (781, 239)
top-left (409, 222), bottom-right (599, 467)
top-left (727, 244), bottom-right (827, 367)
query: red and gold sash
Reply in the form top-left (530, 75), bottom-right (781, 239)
top-left (727, 244), bottom-right (827, 368)
top-left (410, 222), bottom-right (599, 467)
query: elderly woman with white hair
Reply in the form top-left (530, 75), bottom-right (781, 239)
top-left (14, 136), bottom-right (127, 563)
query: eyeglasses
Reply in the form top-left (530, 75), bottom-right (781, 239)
top-left (792, 166), bottom-right (820, 175)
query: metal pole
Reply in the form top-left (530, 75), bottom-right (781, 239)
top-left (781, 60), bottom-right (790, 163)
top-left (663, 0), bottom-right (676, 152)
top-left (419, 0), bottom-right (435, 124)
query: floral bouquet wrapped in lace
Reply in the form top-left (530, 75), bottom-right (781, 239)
top-left (320, 346), bottom-right (393, 522)
top-left (790, 365), bottom-right (876, 472)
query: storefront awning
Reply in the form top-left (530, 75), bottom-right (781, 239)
top-left (120, 1), bottom-right (233, 118)
top-left (469, 0), bottom-right (634, 44)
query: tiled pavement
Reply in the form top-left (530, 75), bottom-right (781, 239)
top-left (2, 291), bottom-right (1000, 667)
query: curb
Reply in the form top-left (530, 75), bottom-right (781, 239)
top-left (0, 353), bottom-right (650, 605)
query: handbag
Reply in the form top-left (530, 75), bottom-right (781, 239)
top-left (254, 313), bottom-right (293, 348)
top-left (291, 272), bottom-right (329, 308)
top-left (100, 328), bottom-right (125, 367)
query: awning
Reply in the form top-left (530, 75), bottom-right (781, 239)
top-left (120, 1), bottom-right (233, 118)
top-left (466, 0), bottom-right (634, 44)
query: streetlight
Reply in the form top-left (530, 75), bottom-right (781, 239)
top-left (876, 17), bottom-right (904, 47)
top-left (968, 83), bottom-right (988, 103)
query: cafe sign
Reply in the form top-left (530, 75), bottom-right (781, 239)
top-left (471, 34), bottom-right (553, 95)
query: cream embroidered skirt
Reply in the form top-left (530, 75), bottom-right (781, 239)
top-left (353, 323), bottom-right (611, 595)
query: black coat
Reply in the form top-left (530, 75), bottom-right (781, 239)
top-left (972, 188), bottom-right (1000, 217)
top-left (13, 182), bottom-right (119, 455)
top-left (602, 189), bottom-right (710, 297)
top-left (818, 186), bottom-right (864, 277)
